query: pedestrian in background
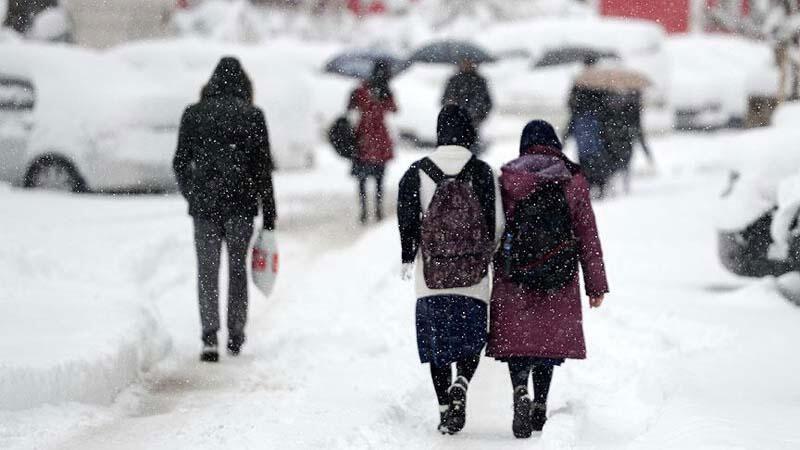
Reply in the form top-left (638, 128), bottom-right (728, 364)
top-left (348, 58), bottom-right (397, 224)
top-left (398, 105), bottom-right (503, 435)
top-left (173, 57), bottom-right (276, 362)
top-left (442, 57), bottom-right (493, 154)
top-left (488, 120), bottom-right (608, 438)
top-left (603, 91), bottom-right (654, 194)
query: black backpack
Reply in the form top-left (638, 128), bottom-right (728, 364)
top-left (501, 183), bottom-right (579, 290)
top-left (328, 116), bottom-right (356, 159)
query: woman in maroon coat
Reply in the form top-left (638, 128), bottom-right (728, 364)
top-left (348, 59), bottom-right (398, 224)
top-left (487, 120), bottom-right (609, 438)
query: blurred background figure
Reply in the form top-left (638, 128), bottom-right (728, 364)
top-left (564, 54), bottom-right (654, 198)
top-left (173, 56), bottom-right (276, 363)
top-left (563, 56), bottom-right (611, 198)
top-left (441, 57), bottom-right (493, 154)
top-left (347, 57), bottom-right (397, 224)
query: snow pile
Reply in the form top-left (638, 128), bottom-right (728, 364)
top-left (0, 192), bottom-right (171, 411)
top-left (665, 34), bottom-right (777, 118)
top-left (26, 7), bottom-right (71, 42)
top-left (770, 172), bottom-right (800, 260)
top-left (171, 0), bottom-right (268, 43)
top-left (772, 100), bottom-right (800, 128)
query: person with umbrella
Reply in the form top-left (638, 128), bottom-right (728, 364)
top-left (442, 57), bottom-right (493, 154)
top-left (564, 55), bottom-right (653, 197)
top-left (347, 58), bottom-right (398, 224)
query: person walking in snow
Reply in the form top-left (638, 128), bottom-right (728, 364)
top-left (397, 105), bottom-right (503, 435)
top-left (441, 57), bottom-right (493, 154)
top-left (487, 120), bottom-right (608, 438)
top-left (563, 83), bottom-right (612, 198)
top-left (348, 58), bottom-right (398, 224)
top-left (173, 57), bottom-right (276, 363)
top-left (602, 91), bottom-right (654, 194)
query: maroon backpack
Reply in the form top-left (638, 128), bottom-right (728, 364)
top-left (419, 157), bottom-right (494, 289)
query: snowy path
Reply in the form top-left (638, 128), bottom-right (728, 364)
top-left (3, 137), bottom-right (800, 449)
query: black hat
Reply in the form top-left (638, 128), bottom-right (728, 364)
top-left (436, 105), bottom-right (476, 150)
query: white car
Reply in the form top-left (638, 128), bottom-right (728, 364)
top-left (109, 38), bottom-right (318, 170)
top-left (0, 42), bottom-right (184, 192)
top-left (665, 35), bottom-right (779, 130)
top-left (473, 17), bottom-right (674, 134)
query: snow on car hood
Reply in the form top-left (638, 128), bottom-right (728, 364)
top-left (109, 38), bottom-right (320, 169)
top-left (0, 42), bottom-right (183, 159)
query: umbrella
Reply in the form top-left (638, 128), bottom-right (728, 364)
top-left (408, 40), bottom-right (496, 65)
top-left (324, 50), bottom-right (408, 79)
top-left (574, 67), bottom-right (651, 93)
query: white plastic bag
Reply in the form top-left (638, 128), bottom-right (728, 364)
top-left (251, 229), bottom-right (279, 297)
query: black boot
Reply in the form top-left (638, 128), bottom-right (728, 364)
top-left (437, 407), bottom-right (450, 434)
top-left (200, 332), bottom-right (219, 363)
top-left (227, 333), bottom-right (245, 356)
top-left (445, 376), bottom-right (469, 434)
top-left (513, 387), bottom-right (533, 438)
top-left (531, 402), bottom-right (547, 432)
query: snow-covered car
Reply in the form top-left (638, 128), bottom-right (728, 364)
top-left (109, 38), bottom-right (319, 170)
top-left (0, 42), bottom-right (185, 192)
top-left (473, 17), bottom-right (674, 134)
top-left (715, 106), bottom-right (800, 279)
top-left (665, 35), bottom-right (779, 131)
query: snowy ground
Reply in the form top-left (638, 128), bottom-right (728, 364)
top-left (2, 124), bottom-right (800, 449)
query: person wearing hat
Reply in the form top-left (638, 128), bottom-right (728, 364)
top-left (397, 105), bottom-right (504, 435)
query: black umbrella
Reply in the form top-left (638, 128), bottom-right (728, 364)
top-left (324, 50), bottom-right (409, 79)
top-left (408, 40), bottom-right (496, 65)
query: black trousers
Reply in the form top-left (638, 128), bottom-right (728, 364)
top-left (193, 216), bottom-right (254, 344)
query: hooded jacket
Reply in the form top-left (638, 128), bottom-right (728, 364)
top-left (487, 144), bottom-right (608, 359)
top-left (173, 58), bottom-right (276, 227)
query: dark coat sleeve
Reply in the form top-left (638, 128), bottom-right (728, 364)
top-left (470, 160), bottom-right (497, 242)
top-left (473, 76), bottom-right (493, 123)
top-left (173, 106), bottom-right (196, 199)
top-left (252, 108), bottom-right (276, 230)
top-left (441, 76), bottom-right (457, 107)
top-left (568, 174), bottom-right (609, 298)
top-left (397, 163), bottom-right (422, 264)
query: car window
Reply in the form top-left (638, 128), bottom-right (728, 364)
top-left (534, 49), bottom-right (620, 68)
top-left (0, 75), bottom-right (35, 111)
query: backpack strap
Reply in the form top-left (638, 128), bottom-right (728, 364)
top-left (418, 157), bottom-right (450, 185)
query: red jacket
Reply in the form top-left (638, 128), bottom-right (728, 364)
top-left (349, 84), bottom-right (397, 165)
top-left (487, 146), bottom-right (609, 360)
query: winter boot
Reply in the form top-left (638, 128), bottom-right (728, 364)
top-left (437, 406), bottom-right (450, 435)
top-left (531, 402), bottom-right (547, 432)
top-left (445, 376), bottom-right (469, 434)
top-left (200, 332), bottom-right (219, 363)
top-left (227, 334), bottom-right (245, 356)
top-left (513, 386), bottom-right (533, 439)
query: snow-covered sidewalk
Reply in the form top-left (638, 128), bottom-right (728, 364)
top-left (2, 134), bottom-right (800, 449)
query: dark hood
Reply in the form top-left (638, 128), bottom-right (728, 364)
top-left (205, 56), bottom-right (253, 103)
top-left (520, 119), bottom-right (562, 151)
top-left (501, 146), bottom-right (577, 206)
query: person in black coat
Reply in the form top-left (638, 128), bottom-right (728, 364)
top-left (173, 56), bottom-right (276, 362)
top-left (442, 58), bottom-right (493, 153)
